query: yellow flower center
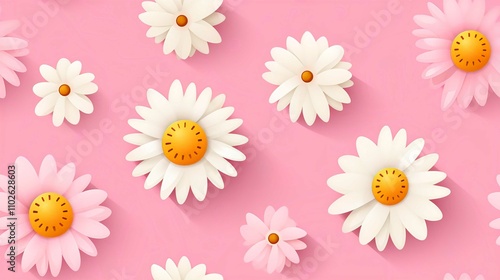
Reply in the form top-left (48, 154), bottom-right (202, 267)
top-left (162, 120), bottom-right (208, 165)
top-left (176, 15), bottom-right (188, 27)
top-left (371, 168), bottom-right (408, 205)
top-left (29, 192), bottom-right (74, 238)
top-left (301, 70), bottom-right (314, 83)
top-left (58, 84), bottom-right (71, 96)
top-left (451, 30), bottom-right (491, 72)
top-left (267, 233), bottom-right (279, 244)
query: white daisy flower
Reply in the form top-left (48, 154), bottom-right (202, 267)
top-left (151, 256), bottom-right (223, 280)
top-left (124, 79), bottom-right (248, 204)
top-left (327, 126), bottom-right (450, 251)
top-left (263, 31), bottom-right (353, 126)
top-left (33, 58), bottom-right (98, 127)
top-left (139, 0), bottom-right (225, 59)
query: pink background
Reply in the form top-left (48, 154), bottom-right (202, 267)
top-left (1, 0), bottom-right (500, 279)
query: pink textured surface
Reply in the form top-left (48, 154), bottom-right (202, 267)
top-left (1, 0), bottom-right (500, 279)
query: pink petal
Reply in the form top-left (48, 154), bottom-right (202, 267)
top-left (6, 48), bottom-right (29, 57)
top-left (479, 7), bottom-right (500, 32)
top-left (36, 253), bottom-right (48, 276)
top-left (278, 241), bottom-right (300, 263)
top-left (263, 206), bottom-right (275, 227)
top-left (287, 240), bottom-right (307, 250)
top-left (270, 207), bottom-right (289, 231)
top-left (245, 213), bottom-right (269, 236)
top-left (443, 0), bottom-right (466, 32)
top-left (0, 62), bottom-right (19, 85)
top-left (266, 245), bottom-right (280, 273)
top-left (22, 234), bottom-right (47, 272)
top-left (488, 70), bottom-right (500, 97)
top-left (456, 73), bottom-right (474, 108)
top-left (416, 38), bottom-right (451, 51)
top-left (412, 28), bottom-right (436, 38)
top-left (39, 155), bottom-right (57, 183)
top-left (422, 61), bottom-right (454, 79)
top-left (244, 240), bottom-right (267, 263)
top-left (0, 192), bottom-right (27, 214)
top-left (79, 206), bottom-right (111, 222)
top-left (441, 70), bottom-right (466, 110)
top-left (240, 225), bottom-right (263, 244)
top-left (60, 231), bottom-right (81, 271)
top-left (488, 193), bottom-right (500, 210)
top-left (464, 0), bottom-right (485, 29)
top-left (0, 175), bottom-right (7, 192)
top-left (71, 230), bottom-right (97, 256)
top-left (64, 174), bottom-right (91, 198)
top-left (276, 248), bottom-right (286, 273)
top-left (71, 215), bottom-right (110, 239)
top-left (16, 156), bottom-right (40, 207)
top-left (47, 238), bottom-right (62, 277)
top-left (251, 245), bottom-right (270, 270)
top-left (413, 15), bottom-right (450, 37)
top-left (0, 20), bottom-right (20, 37)
top-left (431, 67), bottom-right (456, 87)
top-left (0, 77), bottom-right (5, 98)
top-left (417, 50), bottom-right (450, 64)
top-left (0, 37), bottom-right (27, 50)
top-left (279, 227), bottom-right (307, 241)
top-left (69, 189), bottom-right (107, 213)
top-left (472, 74), bottom-right (489, 106)
top-left (427, 2), bottom-right (446, 22)
top-left (52, 163), bottom-right (76, 194)
top-left (13, 232), bottom-right (35, 257)
top-left (0, 51), bottom-right (26, 72)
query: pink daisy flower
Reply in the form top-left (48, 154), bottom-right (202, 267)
top-left (0, 19), bottom-right (28, 98)
top-left (488, 174), bottom-right (500, 245)
top-left (0, 155), bottom-right (111, 277)
top-left (240, 206), bottom-right (307, 274)
top-left (414, 0), bottom-right (500, 109)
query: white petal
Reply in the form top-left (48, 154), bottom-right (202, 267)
top-left (68, 93), bottom-right (94, 114)
top-left (315, 69), bottom-right (352, 85)
top-left (359, 203), bottom-right (390, 245)
top-left (56, 58), bottom-right (70, 81)
top-left (189, 20), bottom-right (221, 43)
top-left (144, 158), bottom-right (169, 189)
top-left (289, 85), bottom-right (306, 122)
top-left (40, 64), bottom-right (60, 83)
top-left (314, 45), bottom-right (344, 73)
top-left (33, 82), bottom-right (58, 98)
top-left (35, 92), bottom-right (59, 116)
top-left (139, 11), bottom-right (175, 26)
top-left (216, 133), bottom-right (248, 146)
top-left (404, 195), bottom-right (443, 221)
top-left (124, 133), bottom-right (156, 146)
top-left (209, 139), bottom-right (246, 161)
top-left (389, 211), bottom-right (406, 250)
top-left (204, 150), bottom-right (237, 177)
top-left (151, 264), bottom-right (171, 280)
top-left (128, 119), bottom-right (164, 138)
top-left (204, 12), bottom-right (225, 26)
top-left (410, 185), bottom-right (451, 199)
top-left (175, 29), bottom-right (192, 59)
top-left (405, 153), bottom-right (439, 173)
top-left (64, 100), bottom-right (81, 125)
top-left (328, 189), bottom-right (374, 215)
top-left (397, 138), bottom-right (424, 170)
top-left (341, 200), bottom-right (377, 233)
top-left (308, 84), bottom-right (330, 122)
top-left (160, 164), bottom-right (183, 200)
top-left (321, 85), bottom-right (351, 103)
top-left (327, 173), bottom-right (372, 195)
top-left (163, 27), bottom-right (181, 55)
top-left (125, 139), bottom-right (163, 161)
top-left (66, 60), bottom-right (82, 81)
top-left (132, 155), bottom-right (164, 177)
top-left (199, 107), bottom-right (234, 128)
top-left (52, 96), bottom-right (66, 127)
top-left (269, 76), bottom-right (301, 104)
top-left (395, 204), bottom-right (428, 240)
top-left (205, 119), bottom-right (243, 139)
top-left (185, 0), bottom-right (223, 22)
top-left (407, 171), bottom-right (446, 185)
top-left (69, 73), bottom-right (95, 88)
top-left (204, 162), bottom-right (224, 189)
top-left (375, 218), bottom-right (390, 251)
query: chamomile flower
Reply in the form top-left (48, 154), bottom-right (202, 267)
top-left (124, 80), bottom-right (247, 204)
top-left (328, 126), bottom-right (450, 251)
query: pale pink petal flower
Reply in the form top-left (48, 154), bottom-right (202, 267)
top-left (0, 155), bottom-right (111, 277)
top-left (414, 0), bottom-right (500, 110)
top-left (241, 206), bottom-right (307, 274)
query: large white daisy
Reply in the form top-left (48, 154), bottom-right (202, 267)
top-left (327, 126), bottom-right (450, 251)
top-left (151, 256), bottom-right (223, 280)
top-left (124, 80), bottom-right (247, 204)
top-left (33, 58), bottom-right (98, 127)
top-left (139, 0), bottom-right (225, 59)
top-left (263, 31), bottom-right (353, 126)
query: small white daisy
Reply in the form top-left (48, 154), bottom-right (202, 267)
top-left (124, 79), bottom-right (247, 204)
top-left (328, 126), bottom-right (450, 251)
top-left (263, 31), bottom-right (353, 126)
top-left (139, 0), bottom-right (225, 59)
top-left (151, 256), bottom-right (223, 280)
top-left (33, 58), bottom-right (98, 127)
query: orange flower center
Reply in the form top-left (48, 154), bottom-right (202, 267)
top-left (176, 15), bottom-right (188, 27)
top-left (301, 70), bottom-right (314, 83)
top-left (58, 84), bottom-right (71, 96)
top-left (162, 120), bottom-right (208, 165)
top-left (371, 168), bottom-right (409, 205)
top-left (267, 233), bottom-right (280, 244)
top-left (451, 30), bottom-right (491, 72)
top-left (29, 192), bottom-right (74, 238)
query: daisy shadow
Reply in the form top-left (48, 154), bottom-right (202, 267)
top-left (292, 76), bottom-right (373, 134)
top-left (185, 7), bottom-right (251, 67)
